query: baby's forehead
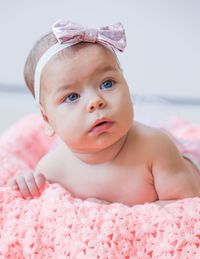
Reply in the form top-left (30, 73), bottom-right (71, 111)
top-left (54, 42), bottom-right (120, 67)
top-left (41, 43), bottom-right (121, 96)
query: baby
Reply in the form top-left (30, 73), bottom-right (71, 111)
top-left (8, 20), bottom-right (200, 206)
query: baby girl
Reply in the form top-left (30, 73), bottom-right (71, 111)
top-left (8, 20), bottom-right (200, 206)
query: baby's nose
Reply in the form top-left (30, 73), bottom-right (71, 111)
top-left (86, 96), bottom-right (106, 113)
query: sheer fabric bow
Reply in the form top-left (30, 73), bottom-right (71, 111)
top-left (52, 20), bottom-right (126, 52)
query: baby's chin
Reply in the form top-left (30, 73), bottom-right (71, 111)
top-left (69, 141), bottom-right (114, 154)
top-left (64, 125), bottom-right (131, 153)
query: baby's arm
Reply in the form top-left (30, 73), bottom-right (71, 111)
top-left (152, 131), bottom-right (200, 200)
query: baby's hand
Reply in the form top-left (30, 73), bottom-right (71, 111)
top-left (7, 172), bottom-right (46, 199)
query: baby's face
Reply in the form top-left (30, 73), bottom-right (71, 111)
top-left (40, 43), bottom-right (133, 153)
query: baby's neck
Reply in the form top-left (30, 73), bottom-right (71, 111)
top-left (71, 132), bottom-right (130, 165)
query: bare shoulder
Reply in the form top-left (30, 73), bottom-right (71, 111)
top-left (135, 122), bottom-right (176, 150)
top-left (132, 121), bottom-right (180, 164)
top-left (148, 127), bottom-right (179, 157)
top-left (132, 122), bottom-right (200, 199)
top-left (35, 145), bottom-right (64, 181)
top-left (133, 121), bottom-right (172, 148)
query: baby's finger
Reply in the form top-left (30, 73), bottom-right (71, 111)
top-left (34, 173), bottom-right (46, 194)
top-left (15, 176), bottom-right (32, 199)
top-left (24, 172), bottom-right (40, 197)
top-left (7, 178), bottom-right (19, 190)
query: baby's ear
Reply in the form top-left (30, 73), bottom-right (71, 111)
top-left (39, 105), bottom-right (48, 123)
top-left (39, 105), bottom-right (55, 137)
top-left (44, 124), bottom-right (55, 136)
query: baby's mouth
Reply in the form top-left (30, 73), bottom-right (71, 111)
top-left (89, 118), bottom-right (114, 133)
top-left (96, 121), bottom-right (107, 126)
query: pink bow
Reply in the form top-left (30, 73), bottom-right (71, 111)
top-left (52, 20), bottom-right (126, 52)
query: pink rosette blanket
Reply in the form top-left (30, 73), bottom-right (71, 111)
top-left (0, 114), bottom-right (200, 258)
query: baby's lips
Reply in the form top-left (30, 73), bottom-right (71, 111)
top-left (89, 117), bottom-right (114, 132)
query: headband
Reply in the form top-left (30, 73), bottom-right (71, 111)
top-left (34, 20), bottom-right (126, 104)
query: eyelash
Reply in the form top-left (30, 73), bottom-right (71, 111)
top-left (63, 79), bottom-right (116, 103)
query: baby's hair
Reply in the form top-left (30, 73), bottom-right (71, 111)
top-left (24, 32), bottom-right (58, 97)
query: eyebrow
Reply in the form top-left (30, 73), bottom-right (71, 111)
top-left (54, 65), bottom-right (118, 95)
top-left (95, 64), bottom-right (118, 74)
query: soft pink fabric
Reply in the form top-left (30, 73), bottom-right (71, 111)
top-left (0, 114), bottom-right (200, 258)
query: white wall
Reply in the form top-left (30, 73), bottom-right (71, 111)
top-left (0, 0), bottom-right (200, 98)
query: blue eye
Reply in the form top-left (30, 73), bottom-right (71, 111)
top-left (65, 93), bottom-right (80, 103)
top-left (101, 80), bottom-right (114, 89)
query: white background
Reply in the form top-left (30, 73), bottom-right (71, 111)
top-left (0, 0), bottom-right (199, 97)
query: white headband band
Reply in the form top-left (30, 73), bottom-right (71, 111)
top-left (34, 41), bottom-right (77, 104)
